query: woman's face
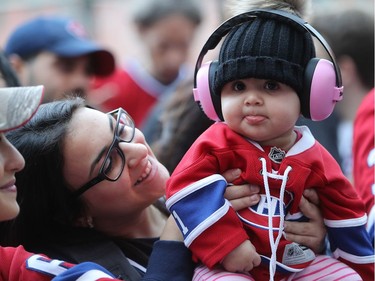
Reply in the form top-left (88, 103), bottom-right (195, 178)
top-left (0, 133), bottom-right (25, 221)
top-left (63, 107), bottom-right (169, 220)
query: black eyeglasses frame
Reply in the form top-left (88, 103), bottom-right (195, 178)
top-left (72, 108), bottom-right (135, 198)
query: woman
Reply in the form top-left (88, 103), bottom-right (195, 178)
top-left (0, 44), bottom-right (205, 279)
top-left (0, 86), bottom-right (125, 280)
top-left (1, 97), bottom-right (326, 280)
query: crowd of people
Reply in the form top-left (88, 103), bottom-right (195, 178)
top-left (0, 0), bottom-right (373, 280)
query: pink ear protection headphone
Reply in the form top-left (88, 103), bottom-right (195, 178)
top-left (193, 9), bottom-right (344, 122)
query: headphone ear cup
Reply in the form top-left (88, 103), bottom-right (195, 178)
top-left (193, 61), bottom-right (222, 121)
top-left (303, 58), bottom-right (340, 121)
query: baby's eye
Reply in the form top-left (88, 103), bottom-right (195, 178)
top-left (264, 80), bottom-right (279, 91)
top-left (233, 81), bottom-right (246, 92)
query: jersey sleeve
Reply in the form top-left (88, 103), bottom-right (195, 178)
top-left (0, 245), bottom-right (117, 281)
top-left (315, 148), bottom-right (375, 280)
top-left (165, 127), bottom-right (249, 268)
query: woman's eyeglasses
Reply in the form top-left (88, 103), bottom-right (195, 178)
top-left (72, 108), bottom-right (135, 198)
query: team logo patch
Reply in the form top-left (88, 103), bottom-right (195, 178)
top-left (269, 146), bottom-right (286, 164)
top-left (238, 190), bottom-right (294, 230)
top-left (66, 21), bottom-right (88, 39)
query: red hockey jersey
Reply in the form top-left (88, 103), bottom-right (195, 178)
top-left (166, 123), bottom-right (374, 280)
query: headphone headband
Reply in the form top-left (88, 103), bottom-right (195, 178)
top-left (194, 9), bottom-right (342, 88)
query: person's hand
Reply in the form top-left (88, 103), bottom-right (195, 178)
top-left (283, 188), bottom-right (326, 253)
top-left (159, 215), bottom-right (184, 241)
top-left (221, 240), bottom-right (261, 272)
top-left (222, 168), bottom-right (261, 211)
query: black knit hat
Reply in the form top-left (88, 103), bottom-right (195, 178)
top-left (213, 13), bottom-right (316, 98)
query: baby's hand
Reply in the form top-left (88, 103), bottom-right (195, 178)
top-left (221, 240), bottom-right (261, 272)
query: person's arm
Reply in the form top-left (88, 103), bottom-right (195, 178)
top-left (142, 169), bottom-right (261, 281)
top-left (142, 217), bottom-right (194, 281)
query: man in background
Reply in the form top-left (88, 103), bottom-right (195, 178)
top-left (4, 15), bottom-right (115, 103)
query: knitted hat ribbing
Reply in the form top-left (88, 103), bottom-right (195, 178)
top-left (213, 13), bottom-right (316, 98)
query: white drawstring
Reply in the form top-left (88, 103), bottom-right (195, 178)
top-left (259, 157), bottom-right (292, 281)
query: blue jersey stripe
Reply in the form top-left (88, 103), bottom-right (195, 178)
top-left (167, 174), bottom-right (228, 246)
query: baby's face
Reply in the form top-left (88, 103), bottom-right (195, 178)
top-left (221, 77), bottom-right (300, 149)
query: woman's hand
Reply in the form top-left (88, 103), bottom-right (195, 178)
top-left (284, 188), bottom-right (326, 253)
top-left (222, 168), bottom-right (261, 211)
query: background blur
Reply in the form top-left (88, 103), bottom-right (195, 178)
top-left (0, 0), bottom-right (373, 68)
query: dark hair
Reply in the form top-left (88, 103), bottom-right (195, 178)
top-left (132, 0), bottom-right (202, 27)
top-left (0, 50), bottom-right (20, 87)
top-left (0, 97), bottom-right (86, 246)
top-left (152, 77), bottom-right (214, 174)
top-left (313, 9), bottom-right (374, 89)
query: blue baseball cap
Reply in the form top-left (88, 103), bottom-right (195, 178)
top-left (4, 16), bottom-right (115, 76)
